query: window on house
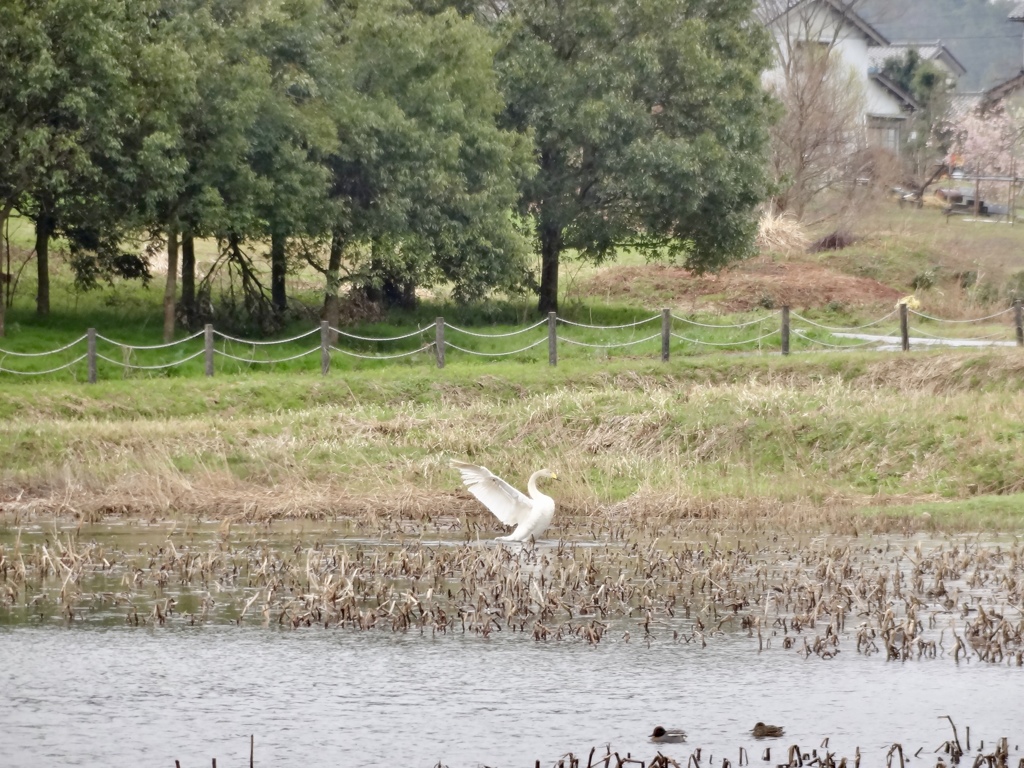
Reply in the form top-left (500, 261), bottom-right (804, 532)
top-left (867, 116), bottom-right (902, 153)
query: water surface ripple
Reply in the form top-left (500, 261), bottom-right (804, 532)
top-left (2, 625), bottom-right (1021, 767)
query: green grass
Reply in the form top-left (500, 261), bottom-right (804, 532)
top-left (3, 202), bottom-right (1024, 530)
top-left (3, 350), bottom-right (1024, 530)
top-left (860, 494), bottom-right (1024, 529)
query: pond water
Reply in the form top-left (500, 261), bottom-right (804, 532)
top-left (2, 522), bottom-right (1023, 767)
top-left (3, 626), bottom-right (1022, 767)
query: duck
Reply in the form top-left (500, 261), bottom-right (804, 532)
top-left (451, 460), bottom-right (558, 542)
top-left (752, 722), bottom-right (785, 738)
top-left (650, 726), bottom-right (687, 743)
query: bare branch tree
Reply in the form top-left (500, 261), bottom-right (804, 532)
top-left (758, 0), bottom-right (878, 221)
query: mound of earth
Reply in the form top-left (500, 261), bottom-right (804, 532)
top-left (582, 260), bottom-right (903, 312)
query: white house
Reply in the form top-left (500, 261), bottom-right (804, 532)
top-left (759, 0), bottom-right (924, 152)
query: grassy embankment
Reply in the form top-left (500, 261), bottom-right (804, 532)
top-left (3, 207), bottom-right (1024, 530)
top-left (3, 351), bottom-right (1024, 531)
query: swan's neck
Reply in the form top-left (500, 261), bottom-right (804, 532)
top-left (527, 471), bottom-right (549, 501)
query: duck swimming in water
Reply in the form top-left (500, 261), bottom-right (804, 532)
top-left (650, 726), bottom-right (687, 743)
top-left (752, 722), bottom-right (785, 738)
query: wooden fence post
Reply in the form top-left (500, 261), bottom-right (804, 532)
top-left (204, 324), bottom-right (214, 377)
top-left (87, 328), bottom-right (97, 383)
top-left (548, 312), bottom-right (558, 366)
top-left (781, 306), bottom-right (790, 356)
top-left (900, 302), bottom-right (910, 352)
top-left (1015, 299), bottom-right (1023, 347)
top-left (661, 308), bottom-right (671, 362)
top-left (320, 320), bottom-right (330, 375)
top-left (435, 317), bottom-right (445, 369)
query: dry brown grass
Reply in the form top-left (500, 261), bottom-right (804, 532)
top-left (756, 209), bottom-right (810, 258)
top-left (3, 351), bottom-right (1024, 530)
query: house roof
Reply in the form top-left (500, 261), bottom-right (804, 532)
top-left (758, 0), bottom-right (889, 46)
top-left (949, 93), bottom-right (985, 120)
top-left (867, 42), bottom-right (967, 79)
top-left (984, 70), bottom-right (1024, 104)
top-left (1010, 3), bottom-right (1024, 21)
top-left (870, 72), bottom-right (919, 111)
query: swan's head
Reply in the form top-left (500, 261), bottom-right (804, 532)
top-left (537, 468), bottom-right (558, 481)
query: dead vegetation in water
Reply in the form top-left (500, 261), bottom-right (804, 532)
top-left (539, 717), bottom-right (1021, 768)
top-left (4, 519), bottom-right (1024, 670)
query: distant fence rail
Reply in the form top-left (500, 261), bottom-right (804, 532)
top-left (2, 302), bottom-right (1022, 382)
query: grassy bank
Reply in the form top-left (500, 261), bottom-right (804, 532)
top-left (3, 349), bottom-right (1024, 530)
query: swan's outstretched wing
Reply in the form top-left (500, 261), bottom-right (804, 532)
top-left (451, 460), bottom-right (532, 525)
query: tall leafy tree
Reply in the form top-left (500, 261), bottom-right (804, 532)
top-left (311, 0), bottom-right (532, 324)
top-left (243, 0), bottom-right (334, 323)
top-left (0, 0), bottom-right (147, 320)
top-left (495, 0), bottom-right (774, 312)
top-left (136, 0), bottom-right (289, 338)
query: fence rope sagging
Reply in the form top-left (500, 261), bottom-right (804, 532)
top-left (328, 325), bottom-right (433, 342)
top-left (790, 309), bottom-right (898, 332)
top-left (0, 334), bottom-right (87, 357)
top-left (670, 330), bottom-right (780, 347)
top-left (1, 302), bottom-right (1021, 380)
top-left (444, 318), bottom-right (547, 337)
top-left (214, 327), bottom-right (320, 345)
top-left (909, 326), bottom-right (1010, 341)
top-left (214, 347), bottom-right (322, 365)
top-left (444, 338), bottom-right (547, 357)
top-left (793, 329), bottom-right (898, 349)
top-left (0, 353), bottom-right (89, 375)
top-left (329, 343), bottom-right (435, 360)
top-left (96, 350), bottom-right (207, 370)
top-left (558, 314), bottom-right (661, 330)
top-left (559, 333), bottom-right (661, 349)
top-left (671, 313), bottom-right (771, 329)
top-left (910, 307), bottom-right (1013, 324)
top-left (96, 329), bottom-right (206, 350)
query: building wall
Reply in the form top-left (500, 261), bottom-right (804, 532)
top-left (766, 1), bottom-right (907, 121)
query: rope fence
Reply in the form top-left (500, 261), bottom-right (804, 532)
top-left (1, 300), bottom-right (1022, 381)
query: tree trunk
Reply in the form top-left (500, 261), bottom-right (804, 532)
top-left (0, 204), bottom-right (10, 337)
top-left (35, 202), bottom-right (54, 317)
top-left (538, 219), bottom-right (562, 314)
top-left (162, 220), bottom-right (179, 343)
top-left (271, 229), bottom-right (287, 316)
top-left (323, 229), bottom-right (344, 342)
top-left (360, 255), bottom-right (417, 309)
top-left (181, 230), bottom-right (196, 329)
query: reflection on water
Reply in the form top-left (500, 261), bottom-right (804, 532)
top-left (2, 626), bottom-right (1022, 767)
top-left (1, 522), bottom-right (1023, 766)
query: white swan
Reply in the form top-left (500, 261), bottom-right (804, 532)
top-left (451, 460), bottom-right (558, 542)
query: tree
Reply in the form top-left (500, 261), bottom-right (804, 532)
top-left (244, 0), bottom-right (335, 323)
top-left (0, 0), bottom-right (147, 323)
top-left (759, 0), bottom-right (875, 220)
top-left (133, 0), bottom-right (299, 338)
top-left (951, 102), bottom-right (1023, 176)
top-left (310, 0), bottom-right (532, 325)
top-left (495, 0), bottom-right (774, 312)
top-left (880, 49), bottom-right (956, 196)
